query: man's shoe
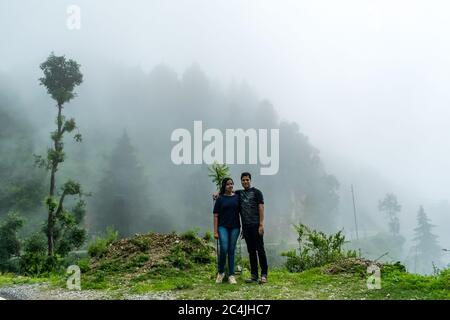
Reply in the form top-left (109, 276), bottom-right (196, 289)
top-left (216, 273), bottom-right (225, 284)
top-left (228, 275), bottom-right (237, 284)
top-left (259, 275), bottom-right (267, 284)
top-left (244, 276), bottom-right (258, 283)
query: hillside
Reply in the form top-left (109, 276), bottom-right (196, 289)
top-left (0, 231), bottom-right (449, 300)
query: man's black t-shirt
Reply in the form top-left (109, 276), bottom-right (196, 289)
top-left (236, 187), bottom-right (264, 227)
top-left (213, 193), bottom-right (241, 228)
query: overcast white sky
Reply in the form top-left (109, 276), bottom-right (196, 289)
top-left (2, 0), bottom-right (450, 205)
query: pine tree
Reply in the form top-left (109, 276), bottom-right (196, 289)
top-left (0, 105), bottom-right (46, 217)
top-left (412, 206), bottom-right (442, 274)
top-left (91, 131), bottom-right (151, 237)
top-left (0, 212), bottom-right (23, 271)
top-left (378, 193), bottom-right (401, 236)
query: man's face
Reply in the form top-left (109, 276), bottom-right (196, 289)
top-left (241, 176), bottom-right (251, 189)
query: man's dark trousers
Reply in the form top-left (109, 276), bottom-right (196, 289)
top-left (243, 225), bottom-right (268, 278)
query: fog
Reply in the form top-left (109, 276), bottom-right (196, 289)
top-left (1, 0), bottom-right (449, 272)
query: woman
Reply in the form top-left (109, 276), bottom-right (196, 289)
top-left (213, 177), bottom-right (241, 284)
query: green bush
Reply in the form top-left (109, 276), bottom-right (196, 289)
top-left (191, 246), bottom-right (213, 264)
top-left (181, 229), bottom-right (202, 245)
top-left (167, 244), bottom-right (193, 270)
top-left (77, 257), bottom-right (90, 273)
top-left (203, 231), bottom-right (213, 243)
top-left (88, 227), bottom-right (118, 258)
top-left (282, 224), bottom-right (356, 272)
top-left (0, 212), bottom-right (24, 272)
top-left (129, 253), bottom-right (150, 268)
top-left (130, 237), bottom-right (150, 251)
top-left (20, 232), bottom-right (62, 275)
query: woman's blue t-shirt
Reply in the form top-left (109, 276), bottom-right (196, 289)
top-left (213, 193), bottom-right (240, 228)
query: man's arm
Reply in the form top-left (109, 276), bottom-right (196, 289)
top-left (258, 203), bottom-right (264, 235)
top-left (257, 189), bottom-right (265, 235)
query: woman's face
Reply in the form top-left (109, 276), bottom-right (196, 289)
top-left (225, 179), bottom-right (234, 193)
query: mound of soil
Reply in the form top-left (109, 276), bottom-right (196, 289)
top-left (324, 257), bottom-right (406, 276)
top-left (324, 258), bottom-right (384, 275)
top-left (89, 232), bottom-right (215, 275)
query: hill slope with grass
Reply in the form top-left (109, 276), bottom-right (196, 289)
top-left (0, 231), bottom-right (449, 300)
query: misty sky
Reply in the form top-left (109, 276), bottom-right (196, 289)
top-left (2, 0), bottom-right (450, 212)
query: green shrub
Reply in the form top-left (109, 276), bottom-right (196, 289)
top-left (282, 250), bottom-right (304, 272)
top-left (77, 257), bottom-right (90, 273)
top-left (382, 261), bottom-right (407, 273)
top-left (129, 253), bottom-right (150, 268)
top-left (88, 227), bottom-right (118, 258)
top-left (98, 258), bottom-right (124, 272)
top-left (167, 244), bottom-right (193, 269)
top-left (191, 246), bottom-right (213, 264)
top-left (282, 224), bottom-right (356, 272)
top-left (20, 232), bottom-right (62, 276)
top-left (0, 212), bottom-right (24, 272)
top-left (174, 278), bottom-right (194, 290)
top-left (181, 229), bottom-right (202, 245)
top-left (130, 237), bottom-right (150, 251)
top-left (203, 231), bottom-right (213, 243)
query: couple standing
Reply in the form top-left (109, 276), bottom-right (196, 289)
top-left (213, 172), bottom-right (268, 284)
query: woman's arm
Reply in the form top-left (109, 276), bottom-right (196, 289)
top-left (213, 214), bottom-right (219, 239)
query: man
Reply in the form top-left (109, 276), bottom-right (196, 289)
top-left (235, 172), bottom-right (268, 284)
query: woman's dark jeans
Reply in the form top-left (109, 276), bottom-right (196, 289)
top-left (218, 226), bottom-right (240, 275)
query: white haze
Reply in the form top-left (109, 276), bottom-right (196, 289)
top-left (1, 0), bottom-right (449, 249)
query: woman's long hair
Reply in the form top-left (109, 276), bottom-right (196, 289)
top-left (219, 177), bottom-right (234, 195)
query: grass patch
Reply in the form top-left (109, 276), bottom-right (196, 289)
top-left (2, 230), bottom-right (448, 300)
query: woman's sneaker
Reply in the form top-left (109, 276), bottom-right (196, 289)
top-left (216, 273), bottom-right (225, 284)
top-left (228, 275), bottom-right (237, 284)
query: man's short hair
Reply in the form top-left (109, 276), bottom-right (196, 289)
top-left (241, 172), bottom-right (252, 180)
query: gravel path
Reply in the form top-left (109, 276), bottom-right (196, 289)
top-left (0, 283), bottom-right (177, 300)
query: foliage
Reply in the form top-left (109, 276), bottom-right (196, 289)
top-left (35, 52), bottom-right (86, 260)
top-left (378, 193), bottom-right (401, 236)
top-left (39, 52), bottom-right (83, 106)
top-left (181, 229), bottom-right (202, 245)
top-left (167, 244), bottom-right (194, 269)
top-left (0, 212), bottom-right (24, 272)
top-left (90, 131), bottom-right (153, 237)
top-left (203, 231), bottom-right (213, 243)
top-left (345, 231), bottom-right (405, 263)
top-left (412, 206), bottom-right (442, 274)
top-left (2, 264), bottom-right (450, 299)
top-left (88, 227), bottom-right (119, 258)
top-left (3, 228), bottom-right (449, 300)
top-left (208, 161), bottom-right (230, 191)
top-left (282, 224), bottom-right (357, 272)
top-left (84, 231), bottom-right (214, 289)
top-left (0, 104), bottom-right (46, 217)
top-left (43, 198), bottom-right (87, 257)
top-left (168, 231), bottom-right (213, 268)
top-left (19, 232), bottom-right (62, 276)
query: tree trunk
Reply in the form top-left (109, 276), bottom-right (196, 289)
top-left (47, 104), bottom-right (63, 257)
